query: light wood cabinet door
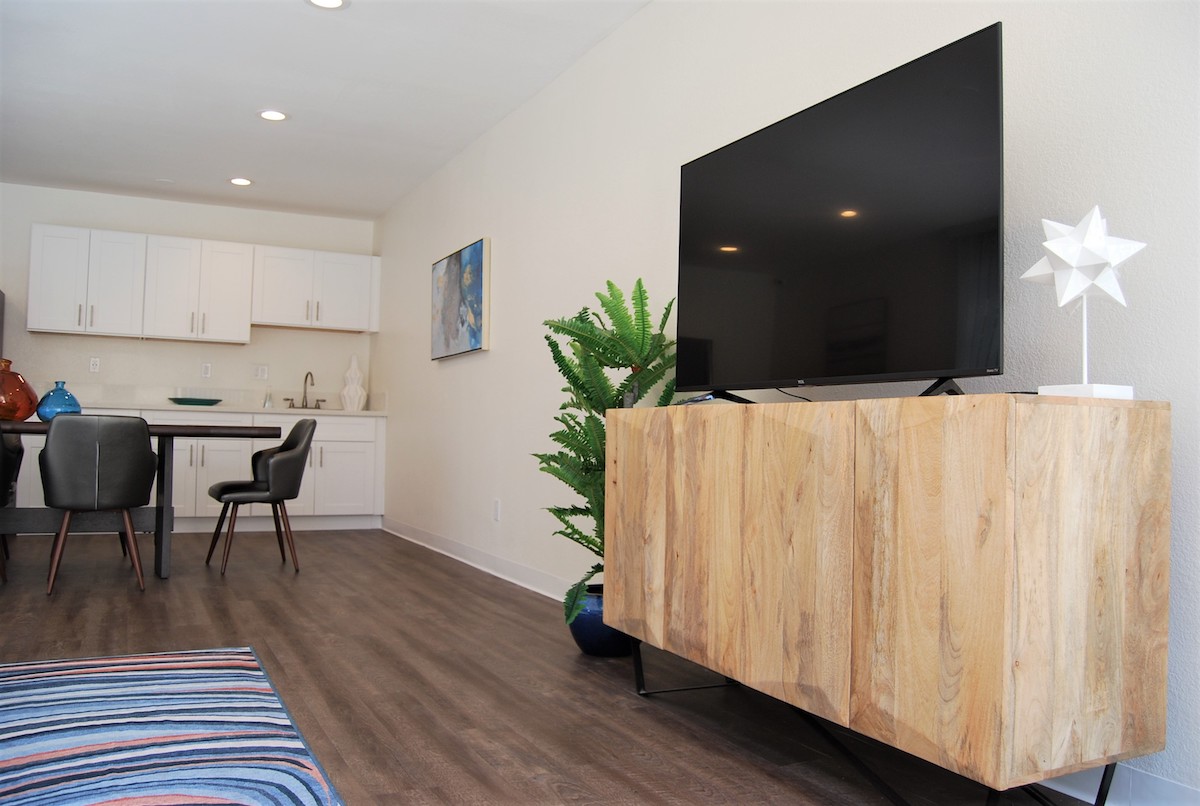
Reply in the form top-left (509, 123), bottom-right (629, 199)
top-left (605, 402), bottom-right (856, 724)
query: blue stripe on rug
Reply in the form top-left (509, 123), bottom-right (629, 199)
top-left (0, 647), bottom-right (341, 805)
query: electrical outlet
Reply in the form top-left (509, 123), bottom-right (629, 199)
top-left (254, 364), bottom-right (269, 380)
top-left (201, 362), bottom-right (212, 379)
top-left (89, 357), bottom-right (100, 373)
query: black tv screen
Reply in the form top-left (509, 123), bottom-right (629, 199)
top-left (676, 24), bottom-right (1003, 394)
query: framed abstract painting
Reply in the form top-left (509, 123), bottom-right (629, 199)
top-left (431, 238), bottom-right (490, 360)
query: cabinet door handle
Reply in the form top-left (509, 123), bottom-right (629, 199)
top-left (89, 305), bottom-right (95, 327)
top-left (315, 301), bottom-right (320, 322)
top-left (319, 446), bottom-right (324, 468)
top-left (77, 304), bottom-right (83, 327)
top-left (190, 312), bottom-right (196, 334)
top-left (200, 445), bottom-right (205, 467)
top-left (305, 300), bottom-right (310, 320)
top-left (201, 313), bottom-right (206, 334)
top-left (189, 445), bottom-right (194, 467)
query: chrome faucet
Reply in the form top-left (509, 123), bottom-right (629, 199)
top-left (301, 371), bottom-right (314, 409)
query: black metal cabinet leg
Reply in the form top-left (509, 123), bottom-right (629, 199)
top-left (630, 638), bottom-right (737, 696)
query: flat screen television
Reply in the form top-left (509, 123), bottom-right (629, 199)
top-left (676, 23), bottom-right (1003, 396)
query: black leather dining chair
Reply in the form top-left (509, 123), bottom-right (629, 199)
top-left (206, 419), bottom-right (316, 575)
top-left (40, 414), bottom-right (157, 595)
top-left (1, 434), bottom-right (25, 583)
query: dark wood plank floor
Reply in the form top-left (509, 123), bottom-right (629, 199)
top-left (0, 529), bottom-right (1087, 805)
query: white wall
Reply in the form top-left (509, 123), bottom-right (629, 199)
top-left (0, 183), bottom-right (377, 407)
top-left (373, 1), bottom-right (1198, 800)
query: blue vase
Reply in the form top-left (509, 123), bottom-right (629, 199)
top-left (36, 381), bottom-right (81, 422)
top-left (567, 584), bottom-right (633, 657)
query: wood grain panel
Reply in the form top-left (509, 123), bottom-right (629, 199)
top-left (605, 402), bottom-right (855, 721)
top-left (604, 407), bottom-right (670, 646)
top-left (851, 396), bottom-right (1013, 784)
top-left (740, 402), bottom-right (854, 721)
top-left (1006, 397), bottom-right (1170, 785)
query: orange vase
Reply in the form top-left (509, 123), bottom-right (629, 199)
top-left (0, 358), bottom-right (39, 421)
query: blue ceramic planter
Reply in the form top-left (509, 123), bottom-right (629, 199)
top-left (37, 381), bottom-right (81, 422)
top-left (567, 584), bottom-right (632, 657)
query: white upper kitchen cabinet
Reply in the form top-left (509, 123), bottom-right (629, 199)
top-left (252, 245), bottom-right (374, 331)
top-left (28, 224), bottom-right (146, 336)
top-left (144, 236), bottom-right (252, 342)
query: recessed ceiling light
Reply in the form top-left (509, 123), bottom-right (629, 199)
top-left (259, 110), bottom-right (287, 122)
top-left (230, 177), bottom-right (253, 187)
top-left (308, 0), bottom-right (345, 8)
top-left (718, 245), bottom-right (740, 252)
top-left (839, 209), bottom-right (859, 218)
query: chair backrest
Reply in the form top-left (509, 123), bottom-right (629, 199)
top-left (40, 415), bottom-right (156, 511)
top-left (264, 418), bottom-right (316, 501)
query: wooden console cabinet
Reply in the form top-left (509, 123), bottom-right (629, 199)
top-left (604, 394), bottom-right (1170, 791)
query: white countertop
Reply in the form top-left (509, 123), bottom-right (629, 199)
top-left (88, 402), bottom-right (387, 417)
top-left (43, 383), bottom-right (387, 417)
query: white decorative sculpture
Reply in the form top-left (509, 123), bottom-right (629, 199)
top-left (1021, 206), bottom-right (1145, 399)
top-left (340, 355), bottom-right (367, 412)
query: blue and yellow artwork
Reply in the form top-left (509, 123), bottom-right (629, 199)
top-left (431, 238), bottom-right (489, 359)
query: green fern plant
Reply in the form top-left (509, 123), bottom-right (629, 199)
top-left (535, 279), bottom-right (676, 624)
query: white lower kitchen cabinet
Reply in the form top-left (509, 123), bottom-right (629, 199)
top-left (251, 414), bottom-right (382, 517)
top-left (312, 440), bottom-right (376, 515)
top-left (142, 412), bottom-right (253, 519)
top-left (13, 434), bottom-right (45, 510)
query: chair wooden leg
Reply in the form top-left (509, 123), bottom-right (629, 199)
top-left (47, 511), bottom-right (74, 595)
top-left (277, 501), bottom-right (300, 573)
top-left (220, 503), bottom-right (240, 575)
top-left (121, 510), bottom-right (145, 592)
top-left (271, 503), bottom-right (286, 561)
top-left (206, 502), bottom-right (230, 566)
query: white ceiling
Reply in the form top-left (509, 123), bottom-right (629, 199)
top-left (0, 0), bottom-right (648, 220)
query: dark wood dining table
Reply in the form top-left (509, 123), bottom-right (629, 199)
top-left (0, 420), bottom-right (280, 579)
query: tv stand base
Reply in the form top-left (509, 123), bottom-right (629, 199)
top-left (630, 639), bottom-right (1118, 806)
top-left (920, 376), bottom-right (965, 395)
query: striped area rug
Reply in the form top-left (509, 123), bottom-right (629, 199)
top-left (0, 647), bottom-right (341, 805)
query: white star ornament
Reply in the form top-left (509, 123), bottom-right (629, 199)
top-left (1021, 206), bottom-right (1145, 307)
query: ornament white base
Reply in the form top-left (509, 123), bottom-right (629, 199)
top-left (1037, 383), bottom-right (1134, 400)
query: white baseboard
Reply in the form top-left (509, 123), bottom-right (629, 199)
top-left (174, 514), bottom-right (382, 533)
top-left (381, 518), bottom-right (566, 603)
top-left (1042, 764), bottom-right (1199, 805)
